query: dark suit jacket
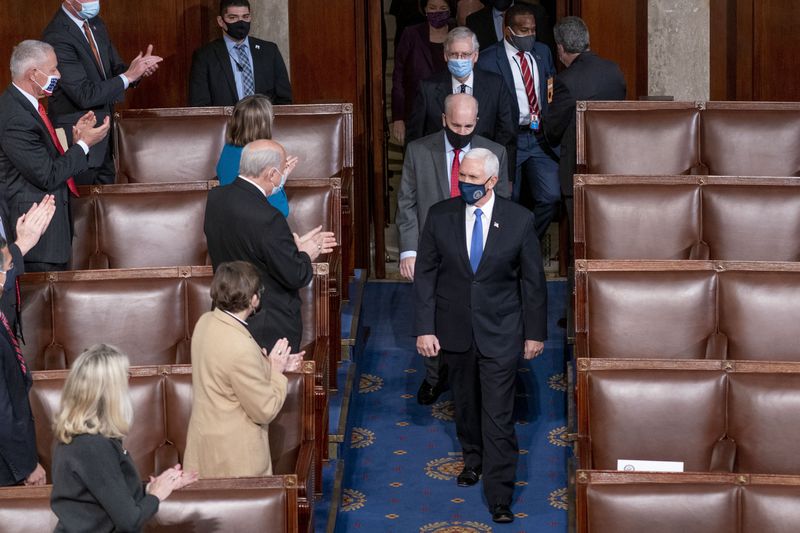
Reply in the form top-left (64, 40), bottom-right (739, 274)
top-left (42, 8), bottom-right (127, 169)
top-left (0, 86), bottom-right (87, 265)
top-left (189, 37), bottom-right (292, 106)
top-left (0, 319), bottom-right (35, 486)
top-left (204, 178), bottom-right (312, 351)
top-left (397, 132), bottom-right (510, 254)
top-left (405, 68), bottom-right (517, 176)
top-left (543, 51), bottom-right (626, 196)
top-left (414, 195), bottom-right (547, 356)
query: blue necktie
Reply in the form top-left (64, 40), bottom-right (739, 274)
top-left (235, 44), bottom-right (255, 97)
top-left (470, 208), bottom-right (483, 273)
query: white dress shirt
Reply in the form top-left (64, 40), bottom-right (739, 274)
top-left (238, 175), bottom-right (267, 197)
top-left (503, 38), bottom-right (540, 125)
top-left (450, 71), bottom-right (474, 95)
top-left (61, 6), bottom-right (129, 88)
top-left (466, 190), bottom-right (495, 261)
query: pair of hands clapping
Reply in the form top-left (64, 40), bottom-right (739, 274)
top-left (146, 463), bottom-right (198, 501)
top-left (263, 338), bottom-right (305, 374)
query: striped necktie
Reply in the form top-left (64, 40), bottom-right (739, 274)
top-left (517, 51), bottom-right (540, 118)
top-left (235, 44), bottom-right (255, 97)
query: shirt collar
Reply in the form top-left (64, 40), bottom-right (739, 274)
top-left (466, 187), bottom-right (496, 218)
top-left (504, 37), bottom-right (526, 58)
top-left (222, 309), bottom-right (249, 327)
top-left (443, 131), bottom-right (471, 153)
top-left (451, 71), bottom-right (474, 92)
top-left (238, 175), bottom-right (267, 197)
top-left (12, 83), bottom-right (39, 110)
top-left (62, 5), bottom-right (89, 29)
top-left (224, 33), bottom-right (249, 50)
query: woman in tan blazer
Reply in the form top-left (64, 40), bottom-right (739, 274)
top-left (184, 261), bottom-right (304, 478)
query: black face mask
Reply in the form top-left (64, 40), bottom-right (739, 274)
top-left (445, 126), bottom-right (476, 150)
top-left (225, 20), bottom-right (250, 41)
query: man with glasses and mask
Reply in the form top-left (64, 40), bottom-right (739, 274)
top-left (414, 147), bottom-right (546, 523)
top-left (0, 40), bottom-right (109, 273)
top-left (43, 0), bottom-right (163, 185)
top-left (397, 93), bottom-right (510, 405)
top-left (406, 27), bottom-right (516, 178)
top-left (190, 0), bottom-right (292, 106)
top-left (477, 3), bottom-right (559, 242)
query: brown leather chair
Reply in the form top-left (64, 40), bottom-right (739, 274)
top-left (576, 101), bottom-right (703, 175)
top-left (701, 103), bottom-right (800, 177)
top-left (578, 267), bottom-right (717, 359)
top-left (576, 179), bottom-right (702, 260)
top-left (0, 478), bottom-right (300, 533)
top-left (579, 362), bottom-right (727, 472)
top-left (741, 483), bottom-right (800, 533)
top-left (717, 271), bottom-right (800, 361)
top-left (702, 184), bottom-right (800, 261)
top-left (727, 372), bottom-right (800, 474)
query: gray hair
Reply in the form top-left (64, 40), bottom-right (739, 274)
top-left (463, 148), bottom-right (499, 179)
top-left (239, 141), bottom-right (282, 178)
top-left (553, 16), bottom-right (590, 54)
top-left (443, 93), bottom-right (479, 116)
top-left (444, 26), bottom-right (479, 55)
top-left (10, 40), bottom-right (54, 79)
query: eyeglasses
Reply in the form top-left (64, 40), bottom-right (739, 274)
top-left (446, 52), bottom-right (475, 60)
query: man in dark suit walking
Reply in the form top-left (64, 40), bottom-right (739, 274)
top-left (0, 40), bottom-right (109, 273)
top-left (189, 0), bottom-right (292, 107)
top-left (544, 16), bottom-right (626, 236)
top-left (414, 147), bottom-right (547, 523)
top-left (477, 3), bottom-right (559, 241)
top-left (398, 93), bottom-right (510, 405)
top-left (43, 0), bottom-right (162, 185)
top-left (204, 139), bottom-right (336, 351)
top-left (405, 27), bottom-right (516, 178)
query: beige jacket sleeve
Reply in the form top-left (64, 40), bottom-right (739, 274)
top-left (228, 346), bottom-right (289, 426)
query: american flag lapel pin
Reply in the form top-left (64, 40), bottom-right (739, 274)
top-left (255, 44), bottom-right (261, 50)
top-left (493, 221), bottom-right (500, 229)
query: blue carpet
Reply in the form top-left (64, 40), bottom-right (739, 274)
top-left (335, 281), bottom-right (570, 532)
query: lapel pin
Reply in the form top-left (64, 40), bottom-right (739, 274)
top-left (255, 44), bottom-right (261, 50)
top-left (493, 221), bottom-right (500, 229)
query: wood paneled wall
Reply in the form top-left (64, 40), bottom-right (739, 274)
top-left (711, 0), bottom-right (800, 101)
top-left (565, 0), bottom-right (647, 99)
top-left (0, 0), bottom-right (218, 108)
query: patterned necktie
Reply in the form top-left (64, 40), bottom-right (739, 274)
top-left (470, 208), bottom-right (483, 273)
top-left (37, 103), bottom-right (80, 198)
top-left (459, 83), bottom-right (467, 94)
top-left (82, 21), bottom-right (106, 78)
top-left (517, 51), bottom-right (540, 118)
top-left (0, 311), bottom-right (26, 376)
top-left (235, 44), bottom-right (255, 97)
top-left (450, 148), bottom-right (461, 198)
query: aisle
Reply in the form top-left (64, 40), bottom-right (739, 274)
top-left (335, 281), bottom-right (570, 532)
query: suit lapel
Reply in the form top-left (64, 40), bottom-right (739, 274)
top-left (455, 202), bottom-right (472, 274)
top-left (494, 45), bottom-right (520, 118)
top-left (475, 196), bottom-right (502, 276)
top-left (426, 133), bottom-right (450, 199)
top-left (8, 86), bottom-right (58, 155)
top-left (59, 11), bottom-right (105, 79)
top-left (247, 37), bottom-right (263, 92)
top-left (213, 39), bottom-right (239, 103)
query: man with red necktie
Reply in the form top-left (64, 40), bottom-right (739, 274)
top-left (397, 93), bottom-right (510, 405)
top-left (0, 40), bottom-right (109, 272)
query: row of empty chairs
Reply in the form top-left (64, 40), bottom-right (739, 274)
top-left (572, 100), bottom-right (800, 531)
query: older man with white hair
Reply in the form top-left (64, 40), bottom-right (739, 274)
top-left (414, 147), bottom-right (547, 523)
top-left (0, 39), bottom-right (109, 272)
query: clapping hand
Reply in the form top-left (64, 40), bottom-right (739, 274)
top-left (264, 338), bottom-right (305, 374)
top-left (293, 225), bottom-right (337, 261)
top-left (146, 463), bottom-right (198, 501)
top-left (15, 195), bottom-right (56, 255)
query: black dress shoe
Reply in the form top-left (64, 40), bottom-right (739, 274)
top-left (417, 379), bottom-right (447, 405)
top-left (456, 466), bottom-right (481, 487)
top-left (491, 504), bottom-right (514, 523)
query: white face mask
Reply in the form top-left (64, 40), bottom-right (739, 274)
top-left (34, 69), bottom-right (60, 96)
top-left (270, 168), bottom-right (288, 196)
top-left (77, 1), bottom-right (101, 20)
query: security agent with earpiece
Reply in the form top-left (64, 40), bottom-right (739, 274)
top-left (189, 0), bottom-right (292, 106)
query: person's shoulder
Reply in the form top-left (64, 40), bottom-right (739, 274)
top-left (41, 8), bottom-right (68, 37)
top-left (428, 197), bottom-right (462, 217)
top-left (533, 41), bottom-right (553, 60)
top-left (62, 433), bottom-right (118, 455)
top-left (473, 67), bottom-right (504, 85)
top-left (477, 42), bottom-right (503, 61)
top-left (193, 38), bottom-right (225, 57)
top-left (472, 134), bottom-right (504, 153)
top-left (466, 5), bottom-right (491, 24)
top-left (495, 196), bottom-right (532, 218)
top-left (249, 37), bottom-right (281, 54)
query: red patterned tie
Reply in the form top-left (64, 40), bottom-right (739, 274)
top-left (449, 148), bottom-right (461, 198)
top-left (37, 103), bottom-right (80, 198)
top-left (517, 51), bottom-right (540, 118)
top-left (0, 311), bottom-right (26, 376)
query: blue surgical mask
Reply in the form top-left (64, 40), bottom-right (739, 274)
top-left (458, 177), bottom-right (493, 205)
top-left (77, 1), bottom-right (101, 20)
top-left (447, 58), bottom-right (473, 79)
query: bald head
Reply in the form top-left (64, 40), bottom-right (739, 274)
top-left (239, 139), bottom-right (286, 191)
top-left (442, 93), bottom-right (478, 135)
